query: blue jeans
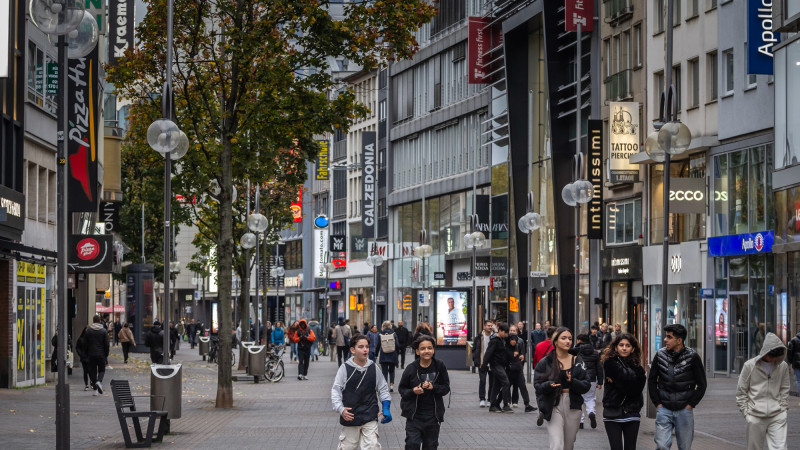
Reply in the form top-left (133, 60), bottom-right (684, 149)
top-left (655, 406), bottom-right (694, 450)
top-left (795, 369), bottom-right (800, 395)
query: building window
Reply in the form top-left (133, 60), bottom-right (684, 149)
top-left (707, 50), bottom-right (718, 101)
top-left (654, 0), bottom-right (665, 34)
top-left (655, 71), bottom-right (665, 111)
top-left (623, 30), bottom-right (631, 71)
top-left (689, 0), bottom-right (699, 18)
top-left (672, 64), bottom-right (682, 111)
top-left (26, 42), bottom-right (57, 114)
top-left (688, 58), bottom-right (700, 108)
top-left (606, 198), bottom-right (642, 245)
top-left (723, 49), bottom-right (734, 95)
top-left (673, 0), bottom-right (681, 25)
top-left (284, 240), bottom-right (303, 270)
top-left (604, 38), bottom-right (612, 78)
top-left (775, 39), bottom-right (800, 169)
top-left (713, 144), bottom-right (774, 236)
top-left (706, 0), bottom-right (717, 10)
top-left (634, 24), bottom-right (642, 67)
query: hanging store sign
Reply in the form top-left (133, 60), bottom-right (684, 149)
top-left (708, 230), bottom-right (774, 257)
top-left (608, 102), bottom-right (640, 183)
top-left (361, 131), bottom-right (377, 237)
top-left (600, 246), bottom-right (643, 280)
top-left (474, 256), bottom-right (490, 277)
top-left (669, 178), bottom-right (706, 214)
top-left (565, 0), bottom-right (594, 31)
top-left (0, 0), bottom-right (8, 78)
top-left (0, 185), bottom-right (24, 241)
top-left (315, 140), bottom-right (330, 180)
top-left (588, 119), bottom-right (603, 239)
top-left (108, 0), bottom-right (135, 66)
top-left (467, 17), bottom-right (502, 84)
top-left (313, 228), bottom-right (329, 279)
top-left (100, 201), bottom-right (120, 233)
top-left (68, 234), bottom-right (113, 273)
top-left (291, 189), bottom-right (302, 223)
top-left (67, 48), bottom-right (100, 213)
top-left (746, 0), bottom-right (779, 75)
top-left (329, 234), bottom-right (346, 252)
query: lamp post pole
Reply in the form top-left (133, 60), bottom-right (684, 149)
top-left (574, 24), bottom-right (582, 335)
top-left (660, 0), bottom-right (676, 342)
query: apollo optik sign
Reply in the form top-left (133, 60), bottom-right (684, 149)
top-left (747, 0), bottom-right (780, 75)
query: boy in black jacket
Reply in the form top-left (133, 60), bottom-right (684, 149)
top-left (398, 335), bottom-right (450, 449)
top-left (569, 334), bottom-right (603, 428)
top-left (481, 323), bottom-right (512, 413)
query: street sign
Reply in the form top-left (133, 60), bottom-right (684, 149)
top-left (530, 271), bottom-right (547, 278)
top-left (433, 272), bottom-right (446, 280)
top-left (418, 291), bottom-right (430, 307)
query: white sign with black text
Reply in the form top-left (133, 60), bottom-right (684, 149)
top-left (608, 102), bottom-right (640, 183)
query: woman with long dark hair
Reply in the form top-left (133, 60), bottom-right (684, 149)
top-left (534, 327), bottom-right (591, 450)
top-left (601, 333), bottom-right (647, 450)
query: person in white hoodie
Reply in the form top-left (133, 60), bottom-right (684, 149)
top-left (331, 334), bottom-right (392, 449)
top-left (736, 332), bottom-right (790, 450)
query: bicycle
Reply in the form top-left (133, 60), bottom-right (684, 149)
top-left (264, 346), bottom-right (285, 382)
top-left (207, 336), bottom-right (236, 367)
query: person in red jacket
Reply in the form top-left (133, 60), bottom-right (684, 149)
top-left (534, 326), bottom-right (556, 368)
top-left (290, 319), bottom-right (316, 380)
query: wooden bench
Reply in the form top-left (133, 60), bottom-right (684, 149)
top-left (111, 379), bottom-right (168, 448)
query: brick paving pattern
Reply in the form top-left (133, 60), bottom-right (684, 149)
top-left (1, 344), bottom-right (798, 449)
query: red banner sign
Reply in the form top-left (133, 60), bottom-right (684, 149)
top-left (291, 189), bottom-right (303, 223)
top-left (468, 17), bottom-right (502, 84)
top-left (565, 0), bottom-right (593, 31)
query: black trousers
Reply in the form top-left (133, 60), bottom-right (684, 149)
top-left (604, 420), bottom-right (640, 450)
top-left (337, 345), bottom-right (349, 366)
top-left (121, 342), bottom-right (132, 362)
top-left (381, 362), bottom-right (396, 384)
top-left (399, 346), bottom-right (407, 368)
top-left (405, 416), bottom-right (440, 450)
top-left (509, 369), bottom-right (530, 405)
top-left (478, 365), bottom-right (493, 401)
top-left (150, 351), bottom-right (163, 364)
top-left (489, 365), bottom-right (511, 407)
top-left (298, 349), bottom-right (311, 376)
top-left (88, 356), bottom-right (106, 386)
top-left (81, 360), bottom-right (90, 386)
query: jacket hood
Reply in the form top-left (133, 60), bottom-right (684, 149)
top-left (345, 357), bottom-right (375, 371)
top-left (758, 332), bottom-right (786, 358)
top-left (89, 323), bottom-right (105, 331)
top-left (299, 318), bottom-right (308, 328)
top-left (575, 341), bottom-right (595, 356)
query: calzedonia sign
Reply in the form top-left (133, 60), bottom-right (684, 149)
top-left (361, 131), bottom-right (377, 238)
top-left (708, 231), bottom-right (774, 257)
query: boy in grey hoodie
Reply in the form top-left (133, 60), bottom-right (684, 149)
top-left (736, 332), bottom-right (790, 450)
top-left (331, 335), bottom-right (392, 449)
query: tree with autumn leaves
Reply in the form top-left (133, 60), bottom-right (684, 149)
top-left (108, 0), bottom-right (436, 408)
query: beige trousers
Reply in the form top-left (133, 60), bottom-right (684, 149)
top-left (338, 420), bottom-right (381, 450)
top-left (546, 392), bottom-right (582, 450)
top-left (745, 410), bottom-right (787, 450)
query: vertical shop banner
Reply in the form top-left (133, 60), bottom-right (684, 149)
top-left (67, 48), bottom-right (100, 212)
top-left (108, 0), bottom-right (135, 66)
top-left (361, 131), bottom-right (377, 237)
top-left (468, 17), bottom-right (503, 84)
top-left (587, 119), bottom-right (603, 239)
top-left (608, 102), bottom-right (640, 183)
top-left (100, 201), bottom-right (120, 233)
top-left (565, 0), bottom-right (594, 31)
top-left (315, 140), bottom-right (330, 180)
top-left (475, 195), bottom-right (490, 233)
top-left (746, 0), bottom-right (779, 75)
top-left (291, 189), bottom-right (303, 223)
top-left (313, 228), bottom-right (329, 279)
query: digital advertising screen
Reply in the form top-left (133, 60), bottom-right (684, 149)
top-left (715, 298), bottom-right (728, 345)
top-left (434, 289), bottom-right (469, 346)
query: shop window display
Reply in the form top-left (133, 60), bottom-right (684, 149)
top-left (650, 153), bottom-right (706, 243)
top-left (713, 144), bottom-right (774, 237)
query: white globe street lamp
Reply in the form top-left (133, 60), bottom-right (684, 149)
top-left (146, 119), bottom-right (181, 155)
top-left (240, 232), bottom-right (257, 249)
top-left (247, 213), bottom-right (268, 233)
top-left (29, 0), bottom-right (84, 35)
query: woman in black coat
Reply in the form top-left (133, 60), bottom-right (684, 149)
top-left (376, 321), bottom-right (399, 391)
top-left (533, 327), bottom-right (591, 450)
top-left (601, 333), bottom-right (647, 450)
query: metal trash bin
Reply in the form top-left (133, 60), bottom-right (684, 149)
top-left (246, 345), bottom-right (266, 381)
top-left (199, 336), bottom-right (210, 360)
top-left (151, 363), bottom-right (182, 419)
top-left (239, 342), bottom-right (255, 369)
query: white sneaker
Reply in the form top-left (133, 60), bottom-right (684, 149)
top-left (512, 403), bottom-right (518, 408)
top-left (480, 400), bottom-right (486, 407)
top-left (96, 382), bottom-right (103, 395)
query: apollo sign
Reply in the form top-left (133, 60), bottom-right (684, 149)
top-left (668, 178), bottom-right (706, 214)
top-left (747, 0), bottom-right (780, 75)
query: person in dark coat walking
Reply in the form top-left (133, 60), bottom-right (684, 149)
top-left (532, 322), bottom-right (547, 347)
top-left (145, 321), bottom-right (165, 364)
top-left (481, 323), bottom-right (512, 412)
top-left (186, 319), bottom-right (196, 349)
top-left (569, 334), bottom-right (604, 429)
top-left (601, 333), bottom-right (647, 450)
top-left (169, 321), bottom-right (179, 359)
top-left (507, 330), bottom-right (536, 413)
top-left (376, 321), bottom-right (399, 392)
top-left (113, 320), bottom-right (122, 346)
top-left (75, 326), bottom-right (91, 390)
top-left (85, 315), bottom-right (110, 395)
top-left (395, 320), bottom-right (411, 369)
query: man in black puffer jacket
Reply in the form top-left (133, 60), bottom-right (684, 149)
top-left (85, 315), bottom-right (110, 395)
top-left (569, 334), bottom-right (603, 428)
top-left (145, 321), bottom-right (165, 364)
top-left (648, 324), bottom-right (706, 450)
top-left (481, 323), bottom-right (512, 413)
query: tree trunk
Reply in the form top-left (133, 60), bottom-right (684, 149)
top-left (215, 137), bottom-right (234, 409)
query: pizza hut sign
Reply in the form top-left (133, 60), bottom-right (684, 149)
top-left (69, 234), bottom-right (113, 273)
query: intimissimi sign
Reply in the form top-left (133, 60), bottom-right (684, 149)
top-left (747, 0), bottom-right (780, 75)
top-left (361, 131), bottom-right (377, 238)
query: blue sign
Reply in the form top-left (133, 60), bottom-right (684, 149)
top-left (314, 215), bottom-right (329, 228)
top-left (747, 0), bottom-right (779, 75)
top-left (708, 230), bottom-right (774, 257)
top-left (701, 289), bottom-right (714, 299)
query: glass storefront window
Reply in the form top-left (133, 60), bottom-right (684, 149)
top-left (650, 154), bottom-right (706, 243)
top-left (611, 282), bottom-right (628, 331)
top-left (713, 144), bottom-right (774, 237)
top-left (774, 39), bottom-right (800, 170)
top-left (730, 150), bottom-right (749, 234)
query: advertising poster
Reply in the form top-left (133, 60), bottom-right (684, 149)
top-left (608, 102), bottom-right (640, 183)
top-left (212, 303), bottom-right (219, 334)
top-left (654, 308), bottom-right (662, 350)
top-left (434, 289), bottom-right (469, 346)
top-left (715, 298), bottom-right (729, 345)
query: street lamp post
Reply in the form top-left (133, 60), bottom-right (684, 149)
top-left (644, 0), bottom-right (692, 343)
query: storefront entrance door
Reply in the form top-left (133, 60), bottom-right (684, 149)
top-left (729, 293), bottom-right (748, 374)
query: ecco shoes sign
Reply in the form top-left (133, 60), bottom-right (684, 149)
top-left (608, 102), bottom-right (640, 183)
top-left (668, 178), bottom-right (706, 214)
top-left (747, 0), bottom-right (780, 75)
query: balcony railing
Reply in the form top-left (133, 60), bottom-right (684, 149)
top-left (604, 0), bottom-right (633, 24)
top-left (604, 69), bottom-right (632, 101)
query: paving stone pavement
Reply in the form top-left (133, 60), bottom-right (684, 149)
top-left (1, 344), bottom-right (799, 449)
